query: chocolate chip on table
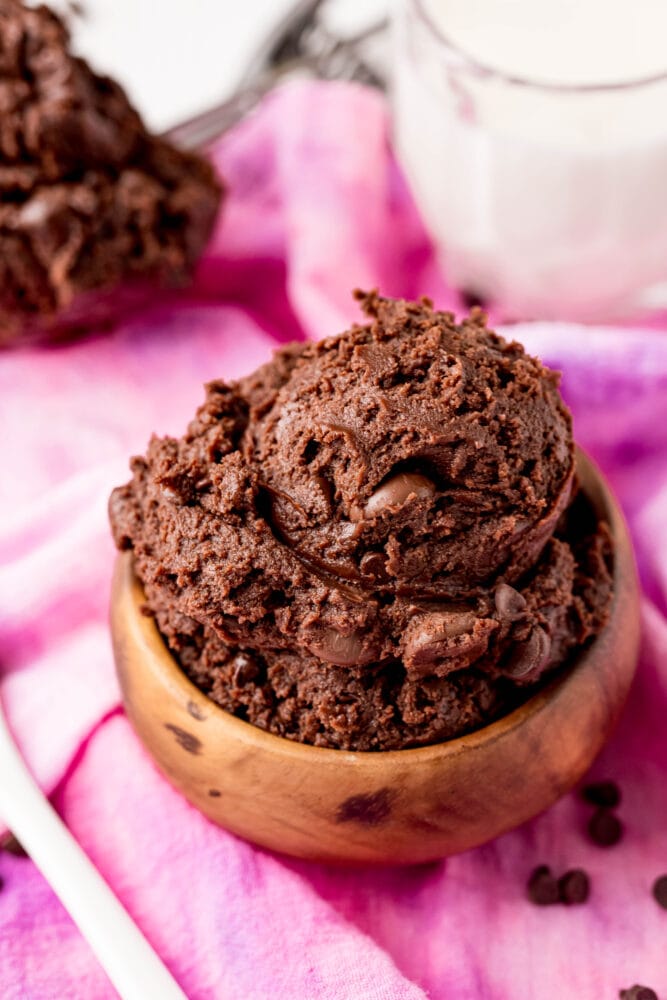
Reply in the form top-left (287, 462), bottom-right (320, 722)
top-left (1, 834), bottom-right (27, 858)
top-left (460, 288), bottom-right (489, 310)
top-left (527, 865), bottom-right (560, 905)
top-left (619, 987), bottom-right (659, 1000)
top-left (588, 808), bottom-right (623, 847)
top-left (67, 0), bottom-right (87, 19)
top-left (652, 875), bottom-right (667, 910)
top-left (582, 780), bottom-right (621, 810)
top-left (558, 869), bottom-right (590, 905)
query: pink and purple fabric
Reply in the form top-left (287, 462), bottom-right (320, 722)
top-left (2, 81), bottom-right (667, 999)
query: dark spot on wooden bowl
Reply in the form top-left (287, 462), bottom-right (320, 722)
top-left (186, 700), bottom-right (206, 721)
top-left (336, 788), bottom-right (393, 826)
top-left (208, 789), bottom-right (221, 798)
top-left (164, 723), bottom-right (202, 755)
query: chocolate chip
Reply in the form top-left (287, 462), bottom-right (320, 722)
top-left (494, 582), bottom-right (527, 620)
top-left (1, 835), bottom-right (27, 858)
top-left (460, 288), bottom-right (488, 310)
top-left (419, 609), bottom-right (477, 641)
top-left (232, 653), bottom-right (260, 686)
top-left (588, 808), bottom-right (623, 847)
top-left (266, 486), bottom-right (307, 537)
top-left (652, 875), bottom-right (667, 910)
top-left (581, 780), bottom-right (621, 809)
top-left (364, 472), bottom-right (435, 517)
top-left (68, 1), bottom-right (87, 19)
top-left (308, 629), bottom-right (375, 667)
top-left (156, 471), bottom-right (196, 505)
top-left (503, 626), bottom-right (551, 679)
top-left (339, 519), bottom-right (364, 539)
top-left (359, 552), bottom-right (388, 580)
top-left (558, 869), bottom-right (590, 904)
top-left (527, 865), bottom-right (559, 905)
top-left (619, 987), bottom-right (658, 1000)
top-left (160, 485), bottom-right (183, 504)
top-left (403, 609), bottom-right (486, 671)
top-left (348, 504), bottom-right (364, 524)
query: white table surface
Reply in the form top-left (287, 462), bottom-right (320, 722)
top-left (52, 0), bottom-right (386, 133)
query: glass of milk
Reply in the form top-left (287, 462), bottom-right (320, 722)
top-left (392, 0), bottom-right (667, 320)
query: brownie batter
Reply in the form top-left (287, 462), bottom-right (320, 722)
top-left (0, 0), bottom-right (222, 345)
top-left (110, 293), bottom-right (613, 751)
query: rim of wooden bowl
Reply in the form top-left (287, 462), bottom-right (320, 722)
top-left (112, 446), bottom-right (637, 769)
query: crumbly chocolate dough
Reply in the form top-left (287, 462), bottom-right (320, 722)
top-left (0, 0), bottom-right (222, 345)
top-left (110, 293), bottom-right (613, 751)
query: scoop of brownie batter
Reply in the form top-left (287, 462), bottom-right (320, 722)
top-left (109, 293), bottom-right (613, 751)
top-left (0, 0), bottom-right (222, 345)
top-left (250, 292), bottom-right (574, 597)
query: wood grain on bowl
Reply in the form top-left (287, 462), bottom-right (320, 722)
top-left (110, 450), bottom-right (640, 865)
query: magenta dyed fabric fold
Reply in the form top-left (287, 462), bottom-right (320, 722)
top-left (2, 81), bottom-right (667, 1000)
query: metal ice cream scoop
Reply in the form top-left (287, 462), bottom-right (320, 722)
top-left (0, 701), bottom-right (187, 999)
top-left (166, 0), bottom-right (388, 149)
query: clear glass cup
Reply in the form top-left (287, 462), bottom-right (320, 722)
top-left (392, 0), bottom-right (667, 321)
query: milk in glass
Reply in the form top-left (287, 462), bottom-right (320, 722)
top-left (393, 0), bottom-right (667, 319)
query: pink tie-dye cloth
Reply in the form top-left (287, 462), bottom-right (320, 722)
top-left (2, 81), bottom-right (667, 1000)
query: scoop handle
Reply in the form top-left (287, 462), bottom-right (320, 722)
top-left (0, 708), bottom-right (186, 1000)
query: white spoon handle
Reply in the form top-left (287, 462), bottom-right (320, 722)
top-left (0, 709), bottom-right (186, 1000)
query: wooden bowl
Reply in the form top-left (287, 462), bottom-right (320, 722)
top-left (110, 450), bottom-right (640, 865)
